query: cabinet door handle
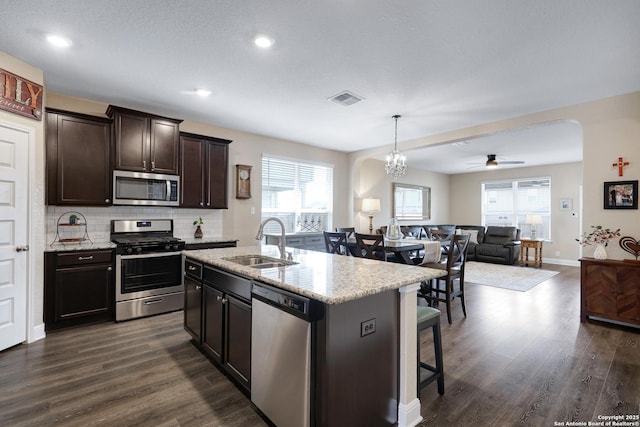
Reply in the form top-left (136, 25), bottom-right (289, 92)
top-left (105, 199), bottom-right (110, 203)
top-left (143, 160), bottom-right (147, 169)
top-left (151, 161), bottom-right (155, 171)
top-left (78, 256), bottom-right (94, 261)
top-left (16, 245), bottom-right (30, 252)
top-left (107, 266), bottom-right (112, 271)
top-left (216, 295), bottom-right (222, 301)
top-left (195, 285), bottom-right (201, 290)
top-left (188, 266), bottom-right (197, 271)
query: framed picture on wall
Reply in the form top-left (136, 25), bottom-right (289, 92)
top-left (560, 198), bottom-right (572, 210)
top-left (603, 180), bottom-right (638, 209)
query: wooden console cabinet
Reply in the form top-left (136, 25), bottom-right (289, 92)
top-left (580, 258), bottom-right (640, 327)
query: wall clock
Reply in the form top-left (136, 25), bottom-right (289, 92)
top-left (236, 164), bottom-right (252, 199)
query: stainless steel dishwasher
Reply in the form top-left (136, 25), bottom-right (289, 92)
top-left (251, 282), bottom-right (312, 427)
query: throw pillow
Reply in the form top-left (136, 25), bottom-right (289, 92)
top-left (459, 229), bottom-right (479, 244)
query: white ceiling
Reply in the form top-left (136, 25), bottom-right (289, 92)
top-left (1, 1), bottom-right (638, 173)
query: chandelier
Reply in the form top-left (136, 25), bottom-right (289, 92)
top-left (385, 114), bottom-right (407, 180)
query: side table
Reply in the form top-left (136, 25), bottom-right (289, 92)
top-left (520, 238), bottom-right (544, 267)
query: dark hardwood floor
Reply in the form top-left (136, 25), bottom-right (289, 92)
top-left (418, 264), bottom-right (640, 426)
top-left (1, 264), bottom-right (637, 426)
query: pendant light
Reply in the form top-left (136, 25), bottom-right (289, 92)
top-left (385, 115), bottom-right (407, 180)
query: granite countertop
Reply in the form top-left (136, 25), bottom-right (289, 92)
top-left (180, 237), bottom-right (238, 245)
top-left (46, 241), bottom-right (116, 252)
top-left (184, 245), bottom-right (446, 304)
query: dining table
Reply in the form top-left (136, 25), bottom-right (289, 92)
top-left (348, 237), bottom-right (442, 265)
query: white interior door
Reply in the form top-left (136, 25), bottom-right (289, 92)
top-left (0, 121), bottom-right (29, 351)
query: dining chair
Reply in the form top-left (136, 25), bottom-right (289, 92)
top-left (405, 225), bottom-right (425, 240)
top-left (353, 233), bottom-right (387, 260)
top-left (335, 227), bottom-right (355, 239)
top-left (429, 229), bottom-right (454, 261)
top-left (418, 233), bottom-right (470, 324)
top-left (323, 231), bottom-right (349, 255)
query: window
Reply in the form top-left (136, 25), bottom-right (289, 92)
top-left (261, 155), bottom-right (333, 234)
top-left (481, 178), bottom-right (551, 240)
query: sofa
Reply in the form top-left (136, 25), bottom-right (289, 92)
top-left (379, 224), bottom-right (521, 265)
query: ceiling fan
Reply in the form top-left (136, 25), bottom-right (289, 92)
top-left (467, 154), bottom-right (525, 169)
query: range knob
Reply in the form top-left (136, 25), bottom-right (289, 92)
top-left (172, 244), bottom-right (180, 251)
top-left (135, 246), bottom-right (142, 254)
top-left (164, 245), bottom-right (171, 251)
top-left (125, 246), bottom-right (133, 255)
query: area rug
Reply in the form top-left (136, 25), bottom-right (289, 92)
top-left (464, 261), bottom-right (558, 292)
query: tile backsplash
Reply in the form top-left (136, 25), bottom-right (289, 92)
top-left (46, 205), bottom-right (223, 246)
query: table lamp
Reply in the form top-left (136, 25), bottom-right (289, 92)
top-left (362, 198), bottom-right (381, 234)
top-left (526, 214), bottom-right (543, 239)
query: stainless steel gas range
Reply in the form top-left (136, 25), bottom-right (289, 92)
top-left (111, 219), bottom-right (186, 321)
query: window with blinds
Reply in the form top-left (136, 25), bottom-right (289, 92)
top-left (261, 156), bottom-right (333, 234)
top-left (481, 178), bottom-right (551, 239)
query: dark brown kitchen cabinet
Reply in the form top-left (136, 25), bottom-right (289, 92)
top-left (107, 105), bottom-right (182, 175)
top-left (201, 265), bottom-right (251, 393)
top-left (179, 132), bottom-right (231, 209)
top-left (184, 259), bottom-right (203, 343)
top-left (580, 257), bottom-right (640, 327)
top-left (44, 249), bottom-right (115, 331)
top-left (45, 109), bottom-right (111, 206)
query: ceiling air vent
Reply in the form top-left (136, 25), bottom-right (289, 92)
top-left (328, 91), bottom-right (364, 106)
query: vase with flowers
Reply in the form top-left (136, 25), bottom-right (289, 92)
top-left (193, 217), bottom-right (204, 238)
top-left (576, 225), bottom-right (621, 260)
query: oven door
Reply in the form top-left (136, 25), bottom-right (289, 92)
top-left (116, 252), bottom-right (183, 302)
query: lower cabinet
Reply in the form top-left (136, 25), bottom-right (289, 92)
top-left (183, 259), bottom-right (203, 342)
top-left (44, 249), bottom-right (115, 330)
top-left (184, 258), bottom-right (252, 393)
top-left (580, 257), bottom-right (640, 326)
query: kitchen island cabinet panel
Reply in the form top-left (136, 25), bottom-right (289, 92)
top-left (46, 109), bottom-right (111, 206)
top-left (224, 295), bottom-right (252, 387)
top-left (183, 261), bottom-right (203, 343)
top-left (198, 265), bottom-right (252, 393)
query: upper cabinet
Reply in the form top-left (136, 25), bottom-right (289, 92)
top-left (106, 105), bottom-right (182, 175)
top-left (46, 109), bottom-right (112, 206)
top-left (179, 132), bottom-right (232, 209)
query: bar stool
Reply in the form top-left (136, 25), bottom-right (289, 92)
top-left (417, 306), bottom-right (444, 395)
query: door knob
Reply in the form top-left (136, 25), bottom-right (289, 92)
top-left (16, 245), bottom-right (30, 252)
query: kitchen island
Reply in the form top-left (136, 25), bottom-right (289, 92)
top-left (184, 245), bottom-right (445, 427)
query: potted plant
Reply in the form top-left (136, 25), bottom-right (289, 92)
top-left (69, 214), bottom-right (78, 225)
top-left (193, 217), bottom-right (204, 238)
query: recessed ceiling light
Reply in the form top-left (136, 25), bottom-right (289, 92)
top-left (254, 35), bottom-right (274, 49)
top-left (46, 34), bottom-right (72, 48)
top-left (195, 89), bottom-right (211, 97)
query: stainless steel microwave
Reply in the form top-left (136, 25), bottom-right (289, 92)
top-left (113, 170), bottom-right (180, 206)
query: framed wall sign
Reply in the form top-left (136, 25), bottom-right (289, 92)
top-left (559, 198), bottom-right (572, 210)
top-left (236, 164), bottom-right (252, 199)
top-left (604, 180), bottom-right (638, 209)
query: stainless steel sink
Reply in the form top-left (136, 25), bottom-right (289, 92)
top-left (222, 255), bottom-right (297, 269)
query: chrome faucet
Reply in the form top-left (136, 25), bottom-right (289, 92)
top-left (256, 217), bottom-right (287, 259)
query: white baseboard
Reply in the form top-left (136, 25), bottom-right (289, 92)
top-left (29, 323), bottom-right (46, 343)
top-left (543, 258), bottom-right (580, 267)
top-left (397, 398), bottom-right (423, 427)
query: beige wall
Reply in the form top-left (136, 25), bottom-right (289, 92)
top-left (0, 50), bottom-right (46, 341)
top-left (351, 92), bottom-right (640, 263)
top-left (46, 93), bottom-right (351, 246)
top-left (449, 162), bottom-right (582, 264)
top-left (355, 158), bottom-right (449, 233)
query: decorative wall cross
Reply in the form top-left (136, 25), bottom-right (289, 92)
top-left (612, 157), bottom-right (630, 176)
